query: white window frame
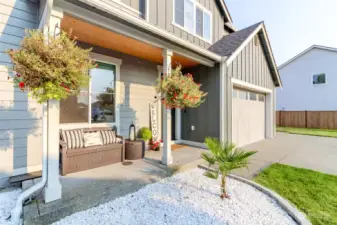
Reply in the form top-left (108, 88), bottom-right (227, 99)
top-left (312, 72), bottom-right (327, 85)
top-left (60, 53), bottom-right (122, 132)
top-left (172, 0), bottom-right (212, 43)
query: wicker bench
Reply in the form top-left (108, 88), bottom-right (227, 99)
top-left (59, 127), bottom-right (125, 176)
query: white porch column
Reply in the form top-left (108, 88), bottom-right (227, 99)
top-left (219, 59), bottom-right (226, 143)
top-left (162, 49), bottom-right (173, 165)
top-left (175, 109), bottom-right (181, 141)
top-left (157, 66), bottom-right (163, 141)
top-left (44, 8), bottom-right (63, 203)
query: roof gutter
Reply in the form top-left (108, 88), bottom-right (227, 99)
top-left (77, 0), bottom-right (221, 62)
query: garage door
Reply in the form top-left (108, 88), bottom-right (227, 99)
top-left (232, 89), bottom-right (265, 146)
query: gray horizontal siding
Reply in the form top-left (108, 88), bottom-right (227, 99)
top-left (182, 64), bottom-right (220, 142)
top-left (0, 0), bottom-right (40, 187)
top-left (227, 34), bottom-right (275, 89)
top-left (149, 0), bottom-right (226, 49)
top-left (0, 0), bottom-right (38, 13)
top-left (78, 42), bottom-right (159, 138)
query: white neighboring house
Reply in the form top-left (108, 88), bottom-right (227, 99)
top-left (277, 45), bottom-right (337, 111)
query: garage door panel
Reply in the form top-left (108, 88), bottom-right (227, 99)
top-left (232, 89), bottom-right (265, 146)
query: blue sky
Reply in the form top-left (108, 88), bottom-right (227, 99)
top-left (225, 0), bottom-right (337, 65)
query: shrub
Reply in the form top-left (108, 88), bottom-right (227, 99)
top-left (7, 29), bottom-right (95, 103)
top-left (138, 127), bottom-right (152, 141)
top-left (201, 137), bottom-right (257, 199)
top-left (156, 65), bottom-right (207, 109)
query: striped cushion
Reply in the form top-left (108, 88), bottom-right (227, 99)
top-left (60, 129), bottom-right (84, 149)
top-left (100, 130), bottom-right (116, 144)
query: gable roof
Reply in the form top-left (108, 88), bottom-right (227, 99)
top-left (278, 45), bottom-right (337, 69)
top-left (208, 22), bottom-right (282, 87)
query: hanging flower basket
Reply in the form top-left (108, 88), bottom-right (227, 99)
top-left (156, 65), bottom-right (207, 109)
top-left (7, 29), bottom-right (95, 103)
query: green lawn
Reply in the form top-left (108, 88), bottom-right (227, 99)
top-left (277, 127), bottom-right (337, 138)
top-left (254, 163), bottom-right (337, 225)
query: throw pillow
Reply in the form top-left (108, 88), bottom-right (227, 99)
top-left (60, 129), bottom-right (84, 149)
top-left (83, 132), bottom-right (103, 147)
top-left (100, 130), bottom-right (116, 144)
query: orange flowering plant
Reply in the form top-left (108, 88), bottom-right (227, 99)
top-left (7, 29), bottom-right (95, 103)
top-left (156, 65), bottom-right (207, 109)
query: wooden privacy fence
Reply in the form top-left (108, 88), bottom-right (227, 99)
top-left (276, 111), bottom-right (337, 129)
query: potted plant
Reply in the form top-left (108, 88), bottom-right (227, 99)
top-left (150, 140), bottom-right (163, 151)
top-left (138, 127), bottom-right (152, 150)
top-left (201, 137), bottom-right (257, 199)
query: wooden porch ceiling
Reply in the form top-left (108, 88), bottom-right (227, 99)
top-left (61, 15), bottom-right (199, 68)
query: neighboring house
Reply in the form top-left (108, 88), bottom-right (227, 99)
top-left (0, 0), bottom-right (281, 188)
top-left (277, 45), bottom-right (337, 111)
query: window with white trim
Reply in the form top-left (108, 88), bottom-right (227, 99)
top-left (60, 62), bottom-right (116, 124)
top-left (174, 0), bottom-right (212, 42)
top-left (313, 73), bottom-right (326, 84)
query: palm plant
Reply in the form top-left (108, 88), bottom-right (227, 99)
top-left (201, 137), bottom-right (257, 199)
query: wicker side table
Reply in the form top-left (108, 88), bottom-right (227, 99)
top-left (125, 140), bottom-right (143, 160)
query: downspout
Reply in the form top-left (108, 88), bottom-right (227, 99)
top-left (11, 0), bottom-right (53, 224)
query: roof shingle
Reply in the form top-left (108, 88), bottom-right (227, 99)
top-left (208, 22), bottom-right (262, 56)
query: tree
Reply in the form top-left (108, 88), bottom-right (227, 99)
top-left (201, 137), bottom-right (257, 199)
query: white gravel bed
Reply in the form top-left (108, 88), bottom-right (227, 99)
top-left (53, 168), bottom-right (297, 225)
top-left (0, 188), bottom-right (21, 225)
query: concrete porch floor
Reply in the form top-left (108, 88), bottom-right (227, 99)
top-left (23, 146), bottom-right (206, 225)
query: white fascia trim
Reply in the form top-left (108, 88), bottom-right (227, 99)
top-left (13, 164), bottom-right (42, 176)
top-left (218, 0), bottom-right (233, 23)
top-left (226, 23), bottom-right (263, 66)
top-left (76, 0), bottom-right (221, 62)
top-left (232, 78), bottom-right (272, 94)
top-left (278, 45), bottom-right (337, 70)
top-left (225, 24), bottom-right (282, 88)
top-left (260, 25), bottom-right (282, 87)
top-left (90, 52), bottom-right (122, 65)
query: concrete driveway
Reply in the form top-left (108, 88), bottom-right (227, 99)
top-left (233, 132), bottom-right (337, 179)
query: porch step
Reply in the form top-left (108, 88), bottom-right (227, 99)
top-left (9, 171), bottom-right (42, 184)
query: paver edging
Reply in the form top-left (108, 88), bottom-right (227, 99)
top-left (198, 164), bottom-right (312, 225)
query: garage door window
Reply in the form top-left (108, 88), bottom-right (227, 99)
top-left (249, 92), bottom-right (257, 101)
top-left (258, 94), bottom-right (265, 102)
top-left (238, 90), bottom-right (248, 100)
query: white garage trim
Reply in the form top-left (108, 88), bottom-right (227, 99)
top-left (231, 78), bottom-right (272, 93)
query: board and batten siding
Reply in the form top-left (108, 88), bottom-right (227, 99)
top-left (148, 0), bottom-right (228, 49)
top-left (182, 64), bottom-right (220, 142)
top-left (0, 0), bottom-right (40, 187)
top-left (226, 34), bottom-right (275, 89)
top-left (78, 42), bottom-right (160, 138)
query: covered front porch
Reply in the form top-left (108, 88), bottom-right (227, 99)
top-left (36, 1), bottom-right (220, 211)
top-left (23, 146), bottom-right (206, 225)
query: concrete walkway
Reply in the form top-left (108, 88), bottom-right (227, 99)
top-left (233, 132), bottom-right (337, 179)
top-left (23, 146), bottom-right (206, 225)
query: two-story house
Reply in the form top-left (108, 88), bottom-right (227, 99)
top-left (0, 0), bottom-right (281, 194)
top-left (277, 45), bottom-right (337, 111)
